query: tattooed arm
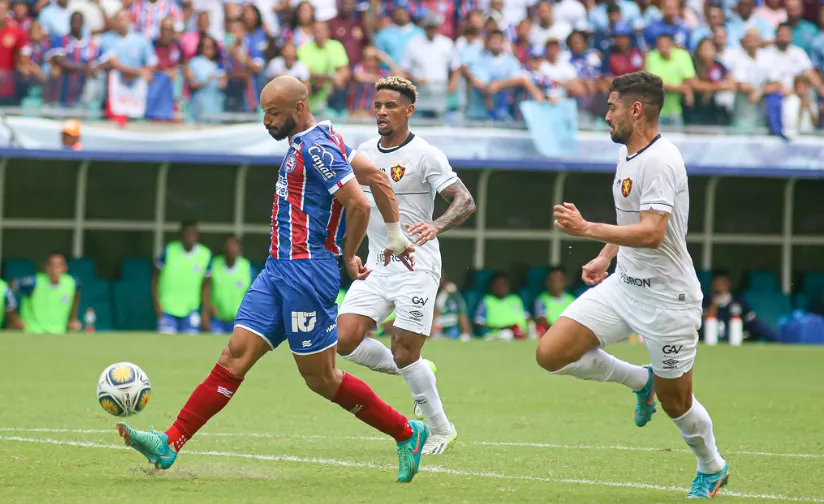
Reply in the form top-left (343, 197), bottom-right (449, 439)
top-left (554, 203), bottom-right (669, 249)
top-left (407, 179), bottom-right (476, 246)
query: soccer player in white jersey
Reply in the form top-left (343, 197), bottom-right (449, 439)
top-left (337, 76), bottom-right (475, 455)
top-left (536, 71), bottom-right (729, 499)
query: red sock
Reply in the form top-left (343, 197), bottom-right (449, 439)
top-left (333, 372), bottom-right (412, 442)
top-left (165, 364), bottom-right (244, 451)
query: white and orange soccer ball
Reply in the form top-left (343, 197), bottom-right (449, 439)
top-left (96, 362), bottom-right (151, 417)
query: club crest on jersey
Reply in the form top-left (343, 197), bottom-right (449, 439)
top-left (283, 153), bottom-right (297, 173)
top-left (621, 177), bottom-right (633, 197)
top-left (390, 164), bottom-right (405, 182)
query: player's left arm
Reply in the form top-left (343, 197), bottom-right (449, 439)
top-left (554, 161), bottom-right (675, 249)
top-left (408, 147), bottom-right (476, 246)
top-left (4, 286), bottom-right (23, 330)
top-left (200, 255), bottom-right (213, 330)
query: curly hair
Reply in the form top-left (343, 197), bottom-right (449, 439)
top-left (375, 76), bottom-right (418, 104)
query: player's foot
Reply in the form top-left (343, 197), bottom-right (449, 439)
top-left (412, 359), bottom-right (438, 420)
top-left (116, 423), bottom-right (177, 470)
top-left (633, 365), bottom-right (657, 427)
top-left (396, 420), bottom-right (429, 483)
top-left (422, 423), bottom-right (457, 455)
top-left (687, 462), bottom-right (729, 499)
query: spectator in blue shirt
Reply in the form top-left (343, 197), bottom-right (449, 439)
top-left (727, 0), bottom-right (775, 46)
top-left (643, 0), bottom-right (691, 50)
top-left (589, 0), bottom-right (641, 33)
top-left (38, 0), bottom-right (71, 37)
top-left (691, 4), bottom-right (733, 52)
top-left (785, 0), bottom-right (818, 54)
top-left (100, 10), bottom-right (157, 81)
top-left (373, 5), bottom-right (423, 66)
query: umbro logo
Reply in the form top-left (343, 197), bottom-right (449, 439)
top-left (662, 359), bottom-right (679, 370)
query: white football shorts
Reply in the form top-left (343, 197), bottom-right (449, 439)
top-left (338, 270), bottom-right (440, 336)
top-left (561, 274), bottom-right (702, 379)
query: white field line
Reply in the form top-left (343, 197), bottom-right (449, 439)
top-left (1, 434), bottom-right (822, 503)
top-left (0, 427), bottom-right (822, 460)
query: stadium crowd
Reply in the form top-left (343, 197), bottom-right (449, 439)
top-left (0, 0), bottom-right (822, 132)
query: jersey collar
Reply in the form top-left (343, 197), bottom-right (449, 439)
top-left (626, 133), bottom-right (661, 161)
top-left (377, 132), bottom-right (415, 153)
top-left (291, 120), bottom-right (332, 147)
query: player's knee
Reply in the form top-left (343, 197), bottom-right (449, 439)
top-left (335, 328), bottom-right (361, 356)
top-left (300, 367), bottom-right (340, 399)
top-left (535, 344), bottom-right (569, 372)
top-left (392, 345), bottom-right (420, 369)
top-left (657, 387), bottom-right (693, 418)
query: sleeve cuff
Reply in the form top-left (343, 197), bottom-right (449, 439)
top-left (435, 174), bottom-right (459, 194)
top-left (640, 201), bottom-right (673, 213)
top-left (348, 149), bottom-right (358, 163)
top-left (328, 172), bottom-right (355, 194)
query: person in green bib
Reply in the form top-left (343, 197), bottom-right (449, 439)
top-left (153, 221), bottom-right (213, 335)
top-left (644, 33), bottom-right (696, 125)
top-left (297, 21), bottom-right (350, 113)
top-left (533, 267), bottom-right (576, 335)
top-left (473, 272), bottom-right (528, 340)
top-left (0, 279), bottom-right (23, 329)
top-left (207, 235), bottom-right (254, 334)
top-left (16, 252), bottom-right (81, 334)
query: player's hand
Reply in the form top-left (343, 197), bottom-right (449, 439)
top-left (406, 221), bottom-right (440, 246)
top-left (553, 202), bottom-right (590, 237)
top-left (201, 316), bottom-right (211, 332)
top-left (581, 255), bottom-right (610, 285)
top-left (345, 255), bottom-right (372, 280)
top-left (383, 246), bottom-right (415, 271)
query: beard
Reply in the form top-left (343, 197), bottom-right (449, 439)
top-left (775, 41), bottom-right (789, 51)
top-left (267, 115), bottom-right (297, 141)
top-left (609, 122), bottom-right (632, 144)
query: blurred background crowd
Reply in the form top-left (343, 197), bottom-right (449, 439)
top-left (0, 0), bottom-right (822, 132)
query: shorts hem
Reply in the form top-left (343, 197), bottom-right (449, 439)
top-left (337, 307), bottom-right (382, 326)
top-left (557, 314), bottom-right (609, 347)
top-left (291, 339), bottom-right (338, 356)
top-left (650, 365), bottom-right (693, 380)
top-left (235, 324), bottom-right (275, 350)
top-left (392, 318), bottom-right (431, 337)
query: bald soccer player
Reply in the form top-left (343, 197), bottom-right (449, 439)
top-left (115, 76), bottom-right (431, 484)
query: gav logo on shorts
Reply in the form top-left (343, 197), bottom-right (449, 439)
top-left (411, 296), bottom-right (428, 306)
top-left (620, 271), bottom-right (651, 288)
top-left (662, 345), bottom-right (683, 354)
top-left (291, 311), bottom-right (317, 333)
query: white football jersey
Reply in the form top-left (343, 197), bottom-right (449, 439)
top-left (612, 135), bottom-right (703, 309)
top-left (356, 134), bottom-right (459, 276)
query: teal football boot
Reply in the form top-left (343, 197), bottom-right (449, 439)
top-left (634, 365), bottom-right (657, 427)
top-left (687, 462), bottom-right (730, 499)
top-left (396, 420), bottom-right (429, 483)
top-left (116, 423), bottom-right (178, 470)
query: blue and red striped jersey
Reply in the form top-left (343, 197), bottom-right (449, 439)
top-left (270, 121), bottom-right (354, 261)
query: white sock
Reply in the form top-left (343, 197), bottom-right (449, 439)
top-left (399, 358), bottom-right (450, 434)
top-left (551, 349), bottom-right (649, 391)
top-left (672, 397), bottom-right (725, 474)
top-left (342, 338), bottom-right (400, 375)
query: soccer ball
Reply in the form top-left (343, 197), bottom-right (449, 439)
top-left (96, 362), bottom-right (151, 417)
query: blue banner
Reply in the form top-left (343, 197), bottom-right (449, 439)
top-left (519, 99), bottom-right (578, 157)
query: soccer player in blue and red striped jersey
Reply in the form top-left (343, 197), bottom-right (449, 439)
top-left (116, 75), bottom-right (430, 484)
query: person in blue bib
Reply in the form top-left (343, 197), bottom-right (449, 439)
top-left (207, 235), bottom-right (254, 334)
top-left (153, 220), bottom-right (213, 335)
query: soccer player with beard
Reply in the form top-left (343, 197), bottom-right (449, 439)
top-left (115, 75), bottom-right (430, 484)
top-left (536, 71), bottom-right (729, 499)
top-left (336, 76), bottom-right (475, 455)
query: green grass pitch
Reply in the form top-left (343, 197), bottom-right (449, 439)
top-left (1, 333), bottom-right (823, 503)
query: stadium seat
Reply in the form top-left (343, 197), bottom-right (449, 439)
top-left (526, 266), bottom-right (549, 290)
top-left (68, 258), bottom-right (98, 282)
top-left (77, 280), bottom-right (113, 331)
top-left (519, 286), bottom-right (540, 315)
top-left (744, 291), bottom-right (792, 330)
top-left (472, 269), bottom-right (496, 292)
top-left (113, 279), bottom-right (155, 331)
top-left (696, 269), bottom-right (712, 296)
top-left (2, 258), bottom-right (36, 281)
top-left (120, 257), bottom-right (154, 281)
top-left (462, 289), bottom-right (483, 322)
top-left (252, 263), bottom-right (264, 278)
top-left (802, 271), bottom-right (824, 299)
top-left (747, 270), bottom-right (779, 292)
top-left (794, 292), bottom-right (811, 311)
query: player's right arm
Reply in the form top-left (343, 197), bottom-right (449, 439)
top-left (334, 180), bottom-right (373, 280)
top-left (349, 151), bottom-right (414, 267)
top-left (152, 248), bottom-right (165, 317)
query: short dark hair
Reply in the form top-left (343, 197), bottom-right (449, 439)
top-left (712, 269), bottom-right (731, 280)
top-left (609, 71), bottom-right (665, 120)
top-left (180, 220), bottom-right (198, 232)
top-left (606, 2), bottom-right (622, 13)
top-left (375, 75), bottom-right (417, 104)
top-left (777, 21), bottom-right (793, 32)
top-left (548, 266), bottom-right (566, 277)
